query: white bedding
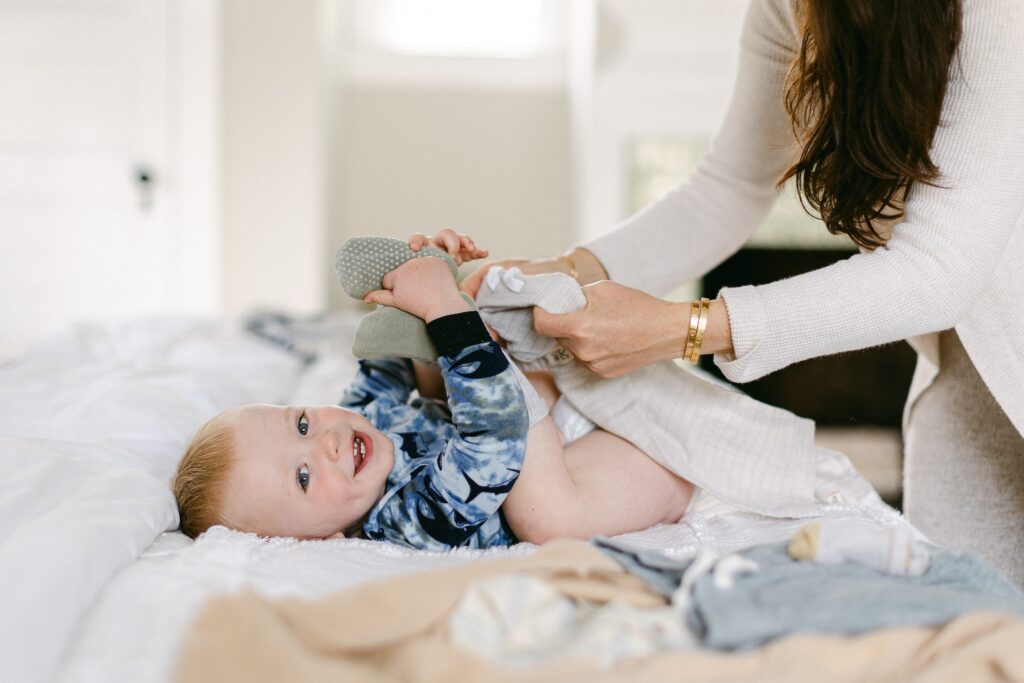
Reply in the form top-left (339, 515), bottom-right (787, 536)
top-left (0, 316), bottom-right (313, 682)
top-left (0, 312), bottom-right (915, 683)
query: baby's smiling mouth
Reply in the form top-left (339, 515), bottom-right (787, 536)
top-left (352, 432), bottom-right (372, 474)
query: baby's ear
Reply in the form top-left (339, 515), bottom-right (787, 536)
top-left (325, 531), bottom-right (346, 540)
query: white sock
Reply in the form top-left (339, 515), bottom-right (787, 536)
top-left (788, 519), bottom-right (931, 576)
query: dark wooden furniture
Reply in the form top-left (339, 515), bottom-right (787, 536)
top-left (700, 248), bottom-right (915, 507)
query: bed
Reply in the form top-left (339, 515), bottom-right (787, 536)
top-left (1, 311), bottom-right (1018, 682)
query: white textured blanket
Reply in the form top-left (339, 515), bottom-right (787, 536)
top-left (0, 312), bottom-right (917, 683)
top-left (0, 315), bottom-right (318, 682)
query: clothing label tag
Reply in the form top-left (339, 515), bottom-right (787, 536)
top-left (544, 347), bottom-right (574, 367)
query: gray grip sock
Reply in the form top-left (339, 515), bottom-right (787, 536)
top-left (336, 236), bottom-right (458, 298)
top-left (336, 236), bottom-right (470, 366)
top-left (352, 293), bottom-right (476, 367)
top-left (336, 238), bottom-right (547, 425)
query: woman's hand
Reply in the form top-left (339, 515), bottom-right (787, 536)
top-left (459, 257), bottom-right (557, 298)
top-left (460, 248), bottom-right (609, 299)
top-left (532, 281), bottom-right (692, 378)
top-left (533, 282), bottom-right (735, 377)
top-left (409, 228), bottom-right (488, 266)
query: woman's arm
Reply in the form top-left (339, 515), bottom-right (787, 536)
top-left (532, 280), bottom-right (733, 378)
top-left (582, 0), bottom-right (801, 296)
top-left (459, 0), bottom-right (794, 373)
top-left (462, 1), bottom-right (799, 299)
top-left (530, 1), bottom-right (1022, 384)
top-left (711, 0), bottom-right (1024, 382)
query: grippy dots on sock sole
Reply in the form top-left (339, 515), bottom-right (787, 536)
top-left (335, 236), bottom-right (459, 298)
top-left (335, 236), bottom-right (473, 366)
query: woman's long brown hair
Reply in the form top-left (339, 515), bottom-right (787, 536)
top-left (781, 0), bottom-right (963, 249)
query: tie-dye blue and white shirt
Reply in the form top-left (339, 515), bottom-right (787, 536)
top-left (339, 311), bottom-right (529, 551)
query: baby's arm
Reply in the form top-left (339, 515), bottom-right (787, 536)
top-left (361, 250), bottom-right (474, 401)
top-left (411, 360), bottom-right (447, 400)
top-left (370, 315), bottom-right (529, 549)
top-left (361, 251), bottom-right (530, 549)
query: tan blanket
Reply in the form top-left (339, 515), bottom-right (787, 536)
top-left (177, 539), bottom-right (1024, 683)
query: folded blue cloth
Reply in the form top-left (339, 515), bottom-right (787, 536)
top-left (592, 536), bottom-right (1024, 650)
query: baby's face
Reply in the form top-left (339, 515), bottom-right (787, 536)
top-left (221, 404), bottom-right (395, 539)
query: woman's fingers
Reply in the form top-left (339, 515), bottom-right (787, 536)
top-left (532, 307), bottom-right (584, 343)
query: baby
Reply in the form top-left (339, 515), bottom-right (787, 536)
top-left (173, 231), bottom-right (694, 550)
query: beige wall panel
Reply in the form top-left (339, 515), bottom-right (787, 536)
top-left (222, 0), bottom-right (328, 314)
top-left (330, 86), bottom-right (572, 309)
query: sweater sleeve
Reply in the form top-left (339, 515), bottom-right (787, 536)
top-left (581, 0), bottom-right (802, 297)
top-left (715, 0), bottom-right (1024, 382)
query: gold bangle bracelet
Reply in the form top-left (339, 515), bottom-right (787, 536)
top-left (690, 297), bottom-right (710, 363)
top-left (684, 300), bottom-right (700, 361)
top-left (560, 253), bottom-right (580, 282)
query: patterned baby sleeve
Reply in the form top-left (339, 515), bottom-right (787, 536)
top-left (375, 313), bottom-right (529, 549)
top-left (339, 357), bottom-right (416, 413)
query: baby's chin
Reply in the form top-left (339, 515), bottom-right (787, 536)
top-left (367, 430), bottom-right (396, 470)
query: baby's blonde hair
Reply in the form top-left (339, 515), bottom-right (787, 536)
top-left (173, 411), bottom-right (237, 539)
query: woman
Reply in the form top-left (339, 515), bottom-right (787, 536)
top-left (461, 0), bottom-right (1024, 584)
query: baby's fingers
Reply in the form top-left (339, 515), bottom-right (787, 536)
top-left (459, 235), bottom-right (488, 261)
top-left (433, 228), bottom-right (461, 258)
top-left (408, 233), bottom-right (429, 252)
top-left (364, 289), bottom-right (397, 308)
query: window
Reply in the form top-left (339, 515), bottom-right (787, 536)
top-left (353, 0), bottom-right (559, 59)
top-left (628, 138), bottom-right (853, 251)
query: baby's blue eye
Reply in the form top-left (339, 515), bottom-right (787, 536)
top-left (297, 412), bottom-right (309, 436)
top-left (297, 464), bottom-right (310, 492)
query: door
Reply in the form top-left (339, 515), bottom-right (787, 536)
top-left (0, 0), bottom-right (177, 360)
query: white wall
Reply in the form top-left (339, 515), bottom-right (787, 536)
top-left (580, 0), bottom-right (747, 241)
top-left (171, 0), bottom-right (223, 317)
top-left (2, 0), bottom-right (762, 359)
top-left (0, 0), bottom-right (220, 361)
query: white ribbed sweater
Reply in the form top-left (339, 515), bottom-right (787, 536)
top-left (584, 0), bottom-right (1024, 437)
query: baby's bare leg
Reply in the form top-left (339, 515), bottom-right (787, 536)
top-left (503, 415), bottom-right (694, 544)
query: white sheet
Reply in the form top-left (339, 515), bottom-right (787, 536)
top-left (0, 312), bottom-right (916, 683)
top-left (0, 315), bottom-right (319, 683)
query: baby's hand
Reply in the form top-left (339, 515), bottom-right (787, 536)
top-left (364, 257), bottom-right (472, 322)
top-left (409, 228), bottom-right (488, 266)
